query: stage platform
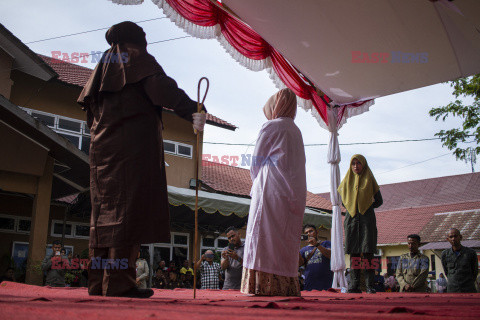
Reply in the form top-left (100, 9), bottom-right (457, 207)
top-left (0, 282), bottom-right (478, 319)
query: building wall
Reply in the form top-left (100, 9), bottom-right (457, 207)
top-left (0, 48), bottom-right (13, 99)
top-left (163, 112), bottom-right (202, 189)
top-left (9, 71), bottom-right (86, 120)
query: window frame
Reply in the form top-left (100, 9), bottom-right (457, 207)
top-left (176, 142), bottom-right (193, 158)
top-left (21, 107), bottom-right (90, 154)
top-left (50, 220), bottom-right (90, 239)
top-left (16, 217), bottom-right (32, 234)
top-left (0, 214), bottom-right (17, 233)
top-left (163, 139), bottom-right (193, 159)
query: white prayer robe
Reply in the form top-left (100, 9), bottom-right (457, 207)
top-left (243, 117), bottom-right (307, 278)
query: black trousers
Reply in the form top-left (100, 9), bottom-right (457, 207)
top-left (349, 253), bottom-right (375, 290)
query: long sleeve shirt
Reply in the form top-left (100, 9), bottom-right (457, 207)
top-left (136, 259), bottom-right (149, 289)
top-left (441, 246), bottom-right (478, 293)
top-left (396, 252), bottom-right (429, 292)
top-left (41, 254), bottom-right (66, 287)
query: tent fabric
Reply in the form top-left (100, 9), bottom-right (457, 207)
top-left (167, 186), bottom-right (332, 228)
top-left (326, 108), bottom-right (347, 289)
top-left (109, 0), bottom-right (374, 128)
top-left (1, 282), bottom-right (480, 320)
top-left (223, 0), bottom-right (480, 106)
top-left (168, 185), bottom-right (251, 216)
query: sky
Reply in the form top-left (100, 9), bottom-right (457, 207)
top-left (1, 0), bottom-right (477, 194)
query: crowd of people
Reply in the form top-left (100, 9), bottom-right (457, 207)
top-left (2, 225), bottom-right (478, 295)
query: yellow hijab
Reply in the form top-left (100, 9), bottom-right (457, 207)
top-left (338, 154), bottom-right (379, 217)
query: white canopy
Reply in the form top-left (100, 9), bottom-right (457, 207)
top-left (223, 0), bottom-right (480, 105)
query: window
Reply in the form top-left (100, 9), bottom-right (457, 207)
top-left (83, 124), bottom-right (90, 135)
top-left (51, 220), bottom-right (90, 239)
top-left (52, 221), bottom-right (73, 237)
top-left (58, 118), bottom-right (81, 133)
top-left (17, 219), bottom-right (31, 233)
top-left (21, 108), bottom-right (90, 155)
top-left (431, 254), bottom-right (436, 271)
top-left (0, 215), bottom-right (32, 234)
top-left (202, 237), bottom-right (215, 248)
top-left (143, 232), bottom-right (190, 286)
top-left (177, 144), bottom-right (192, 157)
top-left (217, 238), bottom-right (229, 249)
top-left (0, 216), bottom-right (15, 232)
top-left (74, 224), bottom-right (90, 238)
top-left (173, 234), bottom-right (188, 245)
top-left (163, 140), bottom-right (193, 159)
top-left (81, 136), bottom-right (90, 155)
top-left (164, 141), bottom-right (176, 154)
top-left (31, 112), bottom-right (55, 127)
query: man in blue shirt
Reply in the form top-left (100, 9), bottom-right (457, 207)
top-left (299, 225), bottom-right (333, 291)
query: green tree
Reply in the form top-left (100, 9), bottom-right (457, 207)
top-left (429, 75), bottom-right (480, 165)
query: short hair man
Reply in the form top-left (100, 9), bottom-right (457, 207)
top-left (299, 224), bottom-right (333, 291)
top-left (221, 226), bottom-right (244, 290)
top-left (396, 234), bottom-right (429, 292)
top-left (195, 250), bottom-right (221, 289)
top-left (441, 228), bottom-right (478, 293)
top-left (41, 240), bottom-right (66, 287)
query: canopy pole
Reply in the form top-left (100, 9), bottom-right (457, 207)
top-left (327, 107), bottom-right (348, 290)
top-left (193, 77), bottom-right (209, 299)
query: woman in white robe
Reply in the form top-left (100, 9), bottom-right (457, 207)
top-left (241, 88), bottom-right (307, 296)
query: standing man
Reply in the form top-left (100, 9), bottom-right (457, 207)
top-left (441, 228), bottom-right (478, 293)
top-left (195, 250), bottom-right (221, 289)
top-left (299, 225), bottom-right (333, 291)
top-left (221, 226), bottom-right (244, 290)
top-left (77, 21), bottom-right (206, 298)
top-left (41, 240), bottom-right (66, 287)
top-left (396, 234), bottom-right (430, 292)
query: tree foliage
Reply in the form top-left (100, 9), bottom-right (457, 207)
top-left (429, 74), bottom-right (480, 162)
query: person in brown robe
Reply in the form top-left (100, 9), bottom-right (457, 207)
top-left (77, 21), bottom-right (206, 298)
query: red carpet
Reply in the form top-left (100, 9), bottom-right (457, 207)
top-left (0, 282), bottom-right (479, 319)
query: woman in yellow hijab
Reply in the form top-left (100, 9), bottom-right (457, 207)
top-left (338, 154), bottom-right (383, 294)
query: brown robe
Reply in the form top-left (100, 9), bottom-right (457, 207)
top-left (86, 75), bottom-right (198, 248)
top-left (78, 22), bottom-right (201, 248)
